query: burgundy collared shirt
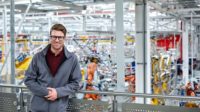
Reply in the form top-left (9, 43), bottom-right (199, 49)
top-left (46, 47), bottom-right (65, 77)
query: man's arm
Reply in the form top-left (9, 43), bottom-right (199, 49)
top-left (24, 54), bottom-right (49, 97)
top-left (56, 57), bottom-right (82, 98)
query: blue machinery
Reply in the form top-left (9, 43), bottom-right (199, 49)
top-left (0, 84), bottom-right (200, 112)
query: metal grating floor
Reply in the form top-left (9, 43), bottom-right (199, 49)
top-left (66, 98), bottom-right (109, 112)
top-left (0, 93), bottom-right (18, 112)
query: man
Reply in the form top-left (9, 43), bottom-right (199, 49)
top-left (24, 23), bottom-right (81, 112)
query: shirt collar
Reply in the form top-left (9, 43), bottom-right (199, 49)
top-left (47, 46), bottom-right (64, 57)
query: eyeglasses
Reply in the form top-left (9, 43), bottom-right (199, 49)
top-left (50, 35), bottom-right (65, 41)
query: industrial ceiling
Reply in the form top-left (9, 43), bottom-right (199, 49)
top-left (0, 0), bottom-right (200, 33)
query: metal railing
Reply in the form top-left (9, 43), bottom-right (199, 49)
top-left (0, 84), bottom-right (200, 112)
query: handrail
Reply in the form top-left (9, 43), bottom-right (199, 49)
top-left (78, 90), bottom-right (200, 101)
top-left (1, 83), bottom-right (200, 101)
top-left (0, 84), bottom-right (26, 89)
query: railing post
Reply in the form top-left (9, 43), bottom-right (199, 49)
top-left (16, 91), bottom-right (20, 112)
top-left (20, 88), bottom-right (25, 112)
top-left (113, 95), bottom-right (117, 112)
top-left (16, 88), bottom-right (24, 112)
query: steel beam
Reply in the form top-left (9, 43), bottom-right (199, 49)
top-left (10, 0), bottom-right (15, 84)
top-left (115, 0), bottom-right (125, 92)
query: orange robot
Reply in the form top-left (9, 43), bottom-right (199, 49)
top-left (125, 74), bottom-right (135, 101)
top-left (186, 82), bottom-right (195, 96)
top-left (185, 81), bottom-right (199, 108)
top-left (84, 57), bottom-right (100, 100)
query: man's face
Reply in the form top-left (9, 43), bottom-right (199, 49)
top-left (50, 30), bottom-right (65, 51)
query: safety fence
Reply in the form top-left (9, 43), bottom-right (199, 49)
top-left (0, 84), bottom-right (200, 112)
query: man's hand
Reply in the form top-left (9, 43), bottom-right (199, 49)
top-left (45, 87), bottom-right (58, 101)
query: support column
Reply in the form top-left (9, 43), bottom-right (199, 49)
top-left (190, 13), bottom-right (194, 78)
top-left (82, 15), bottom-right (86, 32)
top-left (176, 20), bottom-right (180, 32)
top-left (10, 0), bottom-right (15, 84)
top-left (182, 21), bottom-right (189, 83)
top-left (48, 17), bottom-right (52, 32)
top-left (135, 0), bottom-right (151, 103)
top-left (115, 0), bottom-right (125, 92)
top-left (48, 16), bottom-right (52, 42)
top-left (3, 0), bottom-right (8, 76)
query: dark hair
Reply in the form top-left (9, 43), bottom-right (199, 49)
top-left (50, 24), bottom-right (67, 37)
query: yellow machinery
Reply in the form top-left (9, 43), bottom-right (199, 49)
top-left (15, 37), bottom-right (32, 79)
top-left (16, 38), bottom-right (29, 52)
top-left (0, 39), bottom-right (5, 63)
top-left (15, 55), bottom-right (32, 79)
top-left (151, 54), bottom-right (172, 105)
